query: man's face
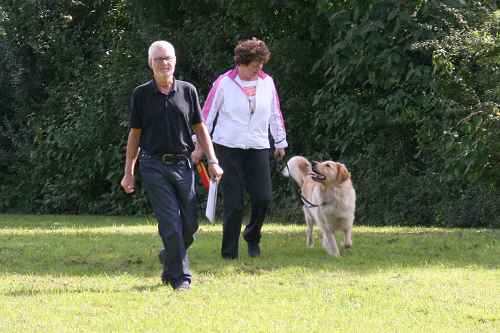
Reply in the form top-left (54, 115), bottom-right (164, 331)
top-left (150, 46), bottom-right (176, 80)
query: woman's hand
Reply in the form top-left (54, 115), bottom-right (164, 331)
top-left (274, 148), bottom-right (286, 160)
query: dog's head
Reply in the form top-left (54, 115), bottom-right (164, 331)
top-left (311, 160), bottom-right (351, 185)
top-left (282, 156), bottom-right (312, 187)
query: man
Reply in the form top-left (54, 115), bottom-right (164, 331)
top-left (121, 40), bottom-right (223, 291)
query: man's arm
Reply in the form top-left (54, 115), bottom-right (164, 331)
top-left (120, 128), bottom-right (141, 193)
top-left (192, 123), bottom-right (223, 180)
top-left (192, 80), bottom-right (224, 164)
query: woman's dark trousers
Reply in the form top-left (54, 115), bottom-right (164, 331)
top-left (214, 144), bottom-right (272, 259)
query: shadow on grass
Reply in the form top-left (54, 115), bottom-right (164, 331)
top-left (1, 225), bottom-right (498, 277)
top-left (4, 283), bottom-right (166, 297)
top-left (2, 231), bottom-right (499, 297)
top-left (195, 228), bottom-right (500, 275)
top-left (1, 212), bottom-right (499, 298)
top-left (0, 214), bottom-right (157, 229)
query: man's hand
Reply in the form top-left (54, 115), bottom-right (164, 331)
top-left (274, 148), bottom-right (286, 161)
top-left (121, 128), bottom-right (140, 195)
top-left (121, 174), bottom-right (135, 194)
top-left (208, 163), bottom-right (224, 182)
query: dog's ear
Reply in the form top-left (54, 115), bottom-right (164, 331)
top-left (336, 163), bottom-right (350, 183)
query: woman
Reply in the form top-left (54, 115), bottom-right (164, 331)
top-left (193, 38), bottom-right (287, 259)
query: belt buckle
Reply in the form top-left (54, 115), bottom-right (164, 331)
top-left (160, 154), bottom-right (174, 164)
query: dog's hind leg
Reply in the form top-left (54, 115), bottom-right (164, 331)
top-left (304, 208), bottom-right (314, 248)
top-left (343, 227), bottom-right (352, 249)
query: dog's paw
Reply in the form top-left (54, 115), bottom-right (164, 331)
top-left (341, 241), bottom-right (352, 249)
top-left (326, 249), bottom-right (340, 257)
top-left (323, 240), bottom-right (340, 256)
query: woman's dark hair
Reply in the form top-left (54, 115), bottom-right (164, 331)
top-left (234, 38), bottom-right (271, 65)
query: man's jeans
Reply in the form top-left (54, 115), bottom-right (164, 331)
top-left (139, 154), bottom-right (198, 286)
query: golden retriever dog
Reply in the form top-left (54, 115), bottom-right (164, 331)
top-left (282, 156), bottom-right (356, 256)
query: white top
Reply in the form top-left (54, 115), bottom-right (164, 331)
top-left (234, 76), bottom-right (257, 114)
top-left (201, 67), bottom-right (288, 150)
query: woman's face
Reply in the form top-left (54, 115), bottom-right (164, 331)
top-left (238, 60), bottom-right (264, 80)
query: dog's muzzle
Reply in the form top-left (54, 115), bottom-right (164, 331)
top-left (311, 162), bottom-right (326, 182)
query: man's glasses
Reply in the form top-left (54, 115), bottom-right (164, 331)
top-left (153, 56), bottom-right (176, 64)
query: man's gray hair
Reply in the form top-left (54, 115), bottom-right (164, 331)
top-left (148, 40), bottom-right (176, 63)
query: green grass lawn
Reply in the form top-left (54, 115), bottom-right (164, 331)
top-left (0, 214), bottom-right (498, 333)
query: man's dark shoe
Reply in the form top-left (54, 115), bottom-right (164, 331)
top-left (161, 272), bottom-right (169, 285)
top-left (247, 242), bottom-right (261, 257)
top-left (158, 248), bottom-right (166, 265)
top-left (174, 280), bottom-right (190, 291)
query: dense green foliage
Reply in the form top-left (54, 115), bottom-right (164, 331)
top-left (0, 0), bottom-right (498, 227)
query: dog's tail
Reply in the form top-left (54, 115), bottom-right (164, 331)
top-left (282, 156), bottom-right (311, 187)
top-left (281, 163), bottom-right (290, 177)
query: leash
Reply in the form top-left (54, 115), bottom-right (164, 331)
top-left (283, 161), bottom-right (322, 209)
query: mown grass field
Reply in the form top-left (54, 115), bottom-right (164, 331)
top-left (0, 214), bottom-right (498, 332)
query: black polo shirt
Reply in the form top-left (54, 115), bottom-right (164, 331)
top-left (129, 78), bottom-right (202, 155)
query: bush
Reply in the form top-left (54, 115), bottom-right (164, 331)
top-left (0, 0), bottom-right (498, 228)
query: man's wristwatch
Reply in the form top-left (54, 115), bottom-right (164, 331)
top-left (207, 158), bottom-right (219, 165)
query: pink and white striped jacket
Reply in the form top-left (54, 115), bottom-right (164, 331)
top-left (201, 67), bottom-right (287, 150)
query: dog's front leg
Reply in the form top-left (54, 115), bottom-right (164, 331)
top-left (304, 208), bottom-right (314, 247)
top-left (319, 223), bottom-right (340, 256)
